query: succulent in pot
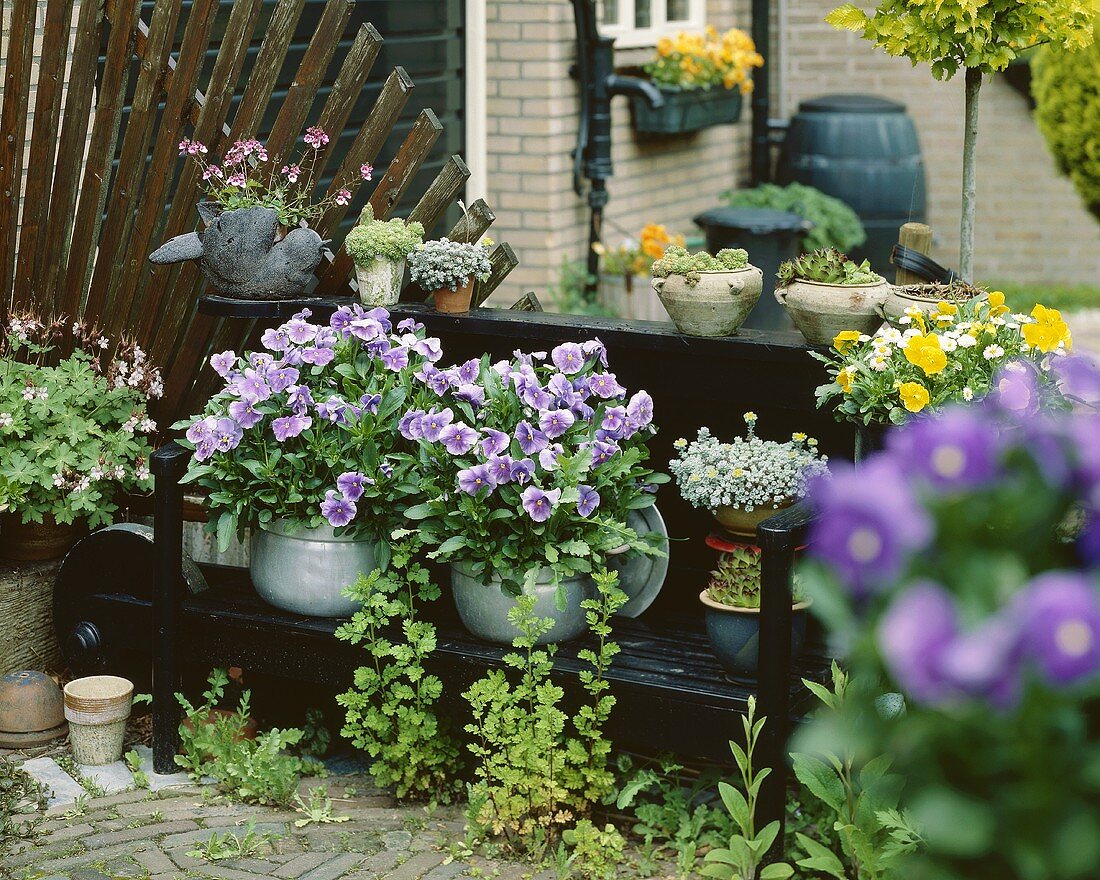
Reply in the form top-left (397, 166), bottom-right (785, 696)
top-left (651, 245), bottom-right (762, 337)
top-left (344, 204), bottom-right (424, 307)
top-left (699, 544), bottom-right (810, 680)
top-left (400, 340), bottom-right (668, 644)
top-left (773, 247), bottom-right (889, 345)
top-left (174, 305), bottom-right (444, 617)
top-left (408, 226), bottom-right (493, 314)
top-left (0, 309), bottom-right (161, 561)
top-left (669, 413), bottom-right (829, 539)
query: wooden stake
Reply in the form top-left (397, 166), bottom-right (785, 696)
top-left (896, 222), bottom-right (933, 285)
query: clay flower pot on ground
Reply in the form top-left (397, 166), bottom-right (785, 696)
top-left (408, 234), bottom-right (492, 315)
top-left (64, 675), bottom-right (133, 766)
top-left (344, 204), bottom-right (424, 307)
top-left (651, 245), bottom-right (763, 337)
top-left (0, 514), bottom-right (86, 562)
top-left (0, 671), bottom-right (67, 749)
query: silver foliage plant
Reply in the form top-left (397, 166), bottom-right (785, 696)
top-left (669, 415), bottom-right (828, 512)
top-left (408, 237), bottom-right (492, 292)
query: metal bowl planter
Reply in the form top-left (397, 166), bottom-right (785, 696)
top-left (699, 590), bottom-right (810, 683)
top-left (653, 266), bottom-right (763, 337)
top-left (605, 505), bottom-right (670, 619)
top-left (355, 257), bottom-right (405, 307)
top-left (632, 86), bottom-right (744, 135)
top-left (250, 520), bottom-right (378, 618)
top-left (451, 562), bottom-right (594, 645)
top-left (774, 279), bottom-right (890, 346)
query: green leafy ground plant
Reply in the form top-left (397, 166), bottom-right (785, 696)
top-left (335, 544), bottom-right (462, 801)
top-left (721, 183), bottom-right (865, 254)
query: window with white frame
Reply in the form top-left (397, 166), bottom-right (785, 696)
top-left (598, 0), bottom-right (707, 49)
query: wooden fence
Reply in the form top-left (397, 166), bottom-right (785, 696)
top-left (0, 0), bottom-right (520, 421)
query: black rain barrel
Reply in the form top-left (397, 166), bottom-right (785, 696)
top-left (693, 207), bottom-right (810, 332)
top-left (777, 94), bottom-right (926, 277)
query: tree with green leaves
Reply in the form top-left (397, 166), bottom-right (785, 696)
top-left (827, 0), bottom-right (1094, 281)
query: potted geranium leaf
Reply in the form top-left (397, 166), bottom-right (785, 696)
top-left (634, 26), bottom-right (763, 135)
top-left (812, 292), bottom-right (1073, 455)
top-left (409, 235), bottom-right (493, 314)
top-left (651, 245), bottom-right (763, 337)
top-left (150, 128), bottom-right (374, 301)
top-left (173, 306), bottom-right (444, 618)
top-left (400, 341), bottom-right (668, 644)
top-left (774, 247), bottom-right (889, 345)
top-left (0, 309), bottom-right (160, 561)
top-left (344, 204), bottom-right (424, 307)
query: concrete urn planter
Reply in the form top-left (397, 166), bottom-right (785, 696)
top-left (876, 284), bottom-right (988, 326)
top-left (774, 279), bottom-right (890, 345)
top-left (355, 257), bottom-right (405, 307)
top-left (652, 266), bottom-right (763, 337)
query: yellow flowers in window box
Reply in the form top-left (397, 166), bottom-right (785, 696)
top-left (812, 291), bottom-right (1069, 426)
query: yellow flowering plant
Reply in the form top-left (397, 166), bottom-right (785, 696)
top-left (646, 26), bottom-right (763, 92)
top-left (596, 224), bottom-right (685, 278)
top-left (812, 293), bottom-right (1072, 426)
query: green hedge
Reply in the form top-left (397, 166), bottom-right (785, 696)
top-left (1032, 22), bottom-right (1100, 219)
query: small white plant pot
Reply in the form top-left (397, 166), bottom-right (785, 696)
top-left (355, 257), bottom-right (405, 307)
top-left (63, 675), bottom-right (133, 766)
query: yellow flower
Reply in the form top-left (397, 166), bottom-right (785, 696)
top-left (1022, 303), bottom-right (1073, 353)
top-left (743, 411), bottom-right (758, 422)
top-left (833, 330), bottom-right (862, 354)
top-left (837, 367), bottom-right (854, 393)
top-left (792, 432), bottom-right (807, 441)
top-left (899, 382), bottom-right (930, 413)
top-left (904, 332), bottom-right (948, 376)
top-left (987, 290), bottom-right (1010, 317)
top-left (933, 300), bottom-right (957, 318)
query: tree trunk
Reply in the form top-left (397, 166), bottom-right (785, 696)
top-left (959, 67), bottom-right (982, 283)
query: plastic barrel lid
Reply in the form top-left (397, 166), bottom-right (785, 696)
top-left (693, 207), bottom-right (812, 235)
top-left (798, 94), bottom-right (906, 114)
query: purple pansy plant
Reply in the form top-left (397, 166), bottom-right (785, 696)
top-left (174, 306), bottom-right (443, 548)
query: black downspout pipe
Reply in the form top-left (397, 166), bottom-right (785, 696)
top-left (751, 0), bottom-right (771, 185)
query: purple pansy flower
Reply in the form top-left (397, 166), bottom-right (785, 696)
top-left (249, 352), bottom-right (274, 369)
top-left (261, 327), bottom-right (290, 352)
top-left (481, 428), bottom-right (510, 457)
top-left (588, 372), bottom-right (625, 399)
top-left (877, 581), bottom-right (959, 704)
top-left (456, 358), bottom-right (480, 384)
top-left (538, 443), bottom-right (564, 471)
top-left (626, 390), bottom-right (654, 428)
top-left (337, 471), bottom-right (373, 502)
top-left (521, 486), bottom-right (562, 523)
top-left (211, 418), bottom-right (243, 452)
top-left (359, 393), bottom-right (382, 414)
top-left (551, 342), bottom-right (586, 375)
top-left (421, 408), bottom-right (454, 442)
top-left (439, 422), bottom-right (479, 455)
top-left (487, 454), bottom-right (514, 483)
top-left (547, 373), bottom-right (582, 408)
top-left (937, 613), bottom-right (1023, 708)
top-left (238, 369), bottom-right (271, 404)
top-left (186, 416), bottom-right (216, 445)
top-left (228, 400), bottom-right (263, 429)
top-left (366, 336), bottom-right (392, 358)
top-left (510, 458), bottom-right (535, 484)
top-left (381, 346), bottom-right (410, 372)
top-left (887, 408), bottom-right (1001, 490)
top-left (577, 485), bottom-right (600, 517)
top-left (455, 384), bottom-right (486, 407)
top-left (330, 306), bottom-right (355, 335)
top-left (284, 319), bottom-right (317, 345)
top-left (316, 396), bottom-right (351, 424)
top-left (458, 464), bottom-right (496, 496)
top-left (989, 361), bottom-right (1041, 417)
top-left (321, 489), bottom-right (356, 528)
top-left (591, 439), bottom-right (620, 466)
top-left (1015, 572), bottom-right (1100, 685)
top-left (287, 385), bottom-right (314, 415)
top-left (400, 409), bottom-right (427, 440)
top-left (300, 346), bottom-right (335, 366)
top-left (349, 317), bottom-right (384, 342)
top-left (398, 317), bottom-right (425, 333)
top-left (267, 365), bottom-right (299, 394)
top-left (378, 461), bottom-right (394, 479)
top-left (1054, 354), bottom-right (1100, 408)
top-left (539, 408), bottom-right (575, 439)
top-left (210, 350), bottom-right (237, 377)
top-left (601, 406), bottom-right (627, 438)
top-left (582, 338), bottom-right (608, 366)
top-left (413, 337), bottom-right (443, 362)
top-left (516, 420), bottom-right (549, 455)
top-left (272, 414), bottom-right (311, 441)
top-left (807, 458), bottom-right (933, 596)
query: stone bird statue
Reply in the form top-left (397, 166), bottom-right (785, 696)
top-left (149, 204), bottom-right (330, 300)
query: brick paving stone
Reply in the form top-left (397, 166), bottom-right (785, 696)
top-left (351, 848), bottom-right (402, 876)
top-left (382, 850), bottom-right (448, 880)
top-left (184, 865), bottom-right (276, 880)
top-left (159, 822), bottom-right (289, 851)
top-left (135, 846), bottom-right (179, 874)
top-left (297, 852), bottom-right (368, 880)
top-left (422, 860), bottom-right (471, 879)
top-left (34, 840), bottom-right (152, 873)
top-left (83, 818), bottom-right (199, 850)
top-left (382, 830), bottom-right (413, 851)
top-left (274, 852), bottom-right (331, 878)
top-left (22, 757), bottom-right (87, 807)
top-left (38, 821), bottom-right (95, 843)
top-left (74, 760), bottom-right (136, 794)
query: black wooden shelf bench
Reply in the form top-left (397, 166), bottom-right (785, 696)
top-left (55, 303), bottom-right (850, 852)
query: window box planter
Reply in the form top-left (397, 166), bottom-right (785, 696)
top-left (631, 86), bottom-right (744, 135)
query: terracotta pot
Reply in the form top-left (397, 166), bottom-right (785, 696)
top-left (774, 278), bottom-right (889, 345)
top-left (0, 513), bottom-right (86, 562)
top-left (876, 283), bottom-right (987, 326)
top-left (0, 670), bottom-right (67, 748)
top-left (713, 499), bottom-right (794, 539)
top-left (652, 266), bottom-right (763, 337)
top-left (432, 277), bottom-right (475, 314)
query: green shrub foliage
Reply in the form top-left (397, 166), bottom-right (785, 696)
top-left (1033, 20), bottom-right (1100, 220)
top-left (722, 183), bottom-right (865, 254)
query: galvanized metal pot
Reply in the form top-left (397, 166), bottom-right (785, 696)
top-left (451, 562), bottom-right (594, 645)
top-left (250, 520), bottom-right (377, 618)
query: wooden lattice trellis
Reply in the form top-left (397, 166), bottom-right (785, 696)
top-left (0, 0), bottom-right (524, 421)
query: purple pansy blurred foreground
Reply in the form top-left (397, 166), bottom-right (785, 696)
top-left (806, 357), bottom-right (1100, 709)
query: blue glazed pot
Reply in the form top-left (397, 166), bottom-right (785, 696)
top-left (699, 590), bottom-right (810, 683)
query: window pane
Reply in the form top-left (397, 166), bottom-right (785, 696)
top-left (666, 0), bottom-right (691, 21)
top-left (599, 0), bottom-right (620, 26)
top-left (634, 0), bottom-right (651, 29)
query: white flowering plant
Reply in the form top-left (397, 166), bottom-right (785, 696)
top-left (0, 309), bottom-right (161, 527)
top-left (670, 415), bottom-right (828, 513)
top-left (408, 237), bottom-right (492, 293)
top-left (813, 293), bottom-right (1072, 426)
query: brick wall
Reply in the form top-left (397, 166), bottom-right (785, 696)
top-left (780, 0), bottom-right (1100, 287)
top-left (484, 0), bottom-right (755, 304)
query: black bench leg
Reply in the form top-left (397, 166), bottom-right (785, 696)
top-left (755, 533), bottom-right (795, 860)
top-left (152, 443), bottom-right (188, 774)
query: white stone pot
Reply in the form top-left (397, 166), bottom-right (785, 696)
top-left (652, 266), bottom-right (763, 337)
top-left (355, 257), bottom-right (405, 307)
top-left (774, 279), bottom-right (889, 345)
